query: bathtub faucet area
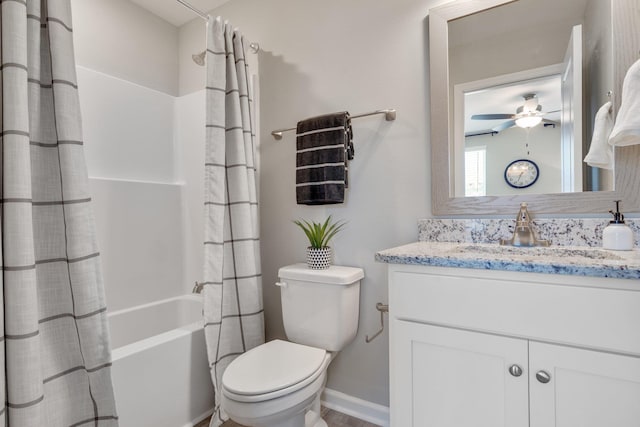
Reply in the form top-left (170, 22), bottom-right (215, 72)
top-left (193, 281), bottom-right (205, 294)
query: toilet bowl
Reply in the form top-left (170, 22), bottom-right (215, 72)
top-left (220, 264), bottom-right (364, 427)
top-left (221, 340), bottom-right (331, 427)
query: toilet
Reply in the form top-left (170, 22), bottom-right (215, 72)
top-left (220, 263), bottom-right (364, 427)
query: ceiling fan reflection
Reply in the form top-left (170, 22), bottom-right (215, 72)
top-left (471, 93), bottom-right (559, 132)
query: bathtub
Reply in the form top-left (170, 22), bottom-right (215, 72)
top-left (109, 295), bottom-right (215, 427)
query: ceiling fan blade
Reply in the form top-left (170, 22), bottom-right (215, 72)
top-left (471, 114), bottom-right (516, 120)
top-left (465, 129), bottom-right (499, 137)
top-left (543, 110), bottom-right (561, 115)
top-left (491, 120), bottom-right (516, 132)
top-left (542, 119), bottom-right (559, 126)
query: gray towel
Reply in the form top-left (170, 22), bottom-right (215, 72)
top-left (296, 112), bottom-right (353, 205)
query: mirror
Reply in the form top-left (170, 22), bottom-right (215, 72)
top-left (450, 0), bottom-right (607, 198)
top-left (430, 0), bottom-right (640, 215)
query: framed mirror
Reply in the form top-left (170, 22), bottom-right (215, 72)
top-left (430, 0), bottom-right (640, 215)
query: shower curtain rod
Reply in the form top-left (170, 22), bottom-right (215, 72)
top-left (271, 109), bottom-right (397, 140)
top-left (176, 0), bottom-right (261, 53)
top-left (176, 0), bottom-right (208, 20)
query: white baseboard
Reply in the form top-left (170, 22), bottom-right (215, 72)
top-left (321, 388), bottom-right (390, 427)
top-left (185, 390), bottom-right (389, 427)
top-left (183, 408), bottom-right (214, 427)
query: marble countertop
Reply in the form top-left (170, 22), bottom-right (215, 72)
top-left (375, 242), bottom-right (640, 280)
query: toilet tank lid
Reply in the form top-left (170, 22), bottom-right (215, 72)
top-left (278, 263), bottom-right (364, 285)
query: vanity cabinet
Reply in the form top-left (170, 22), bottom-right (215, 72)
top-left (529, 341), bottom-right (640, 427)
top-left (388, 264), bottom-right (640, 427)
top-left (394, 320), bottom-right (529, 426)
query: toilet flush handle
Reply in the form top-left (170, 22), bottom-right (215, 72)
top-left (274, 281), bottom-right (287, 288)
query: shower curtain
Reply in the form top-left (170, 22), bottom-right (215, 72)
top-left (0, 1), bottom-right (118, 426)
top-left (203, 17), bottom-right (265, 426)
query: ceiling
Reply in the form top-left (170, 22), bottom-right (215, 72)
top-left (464, 74), bottom-right (562, 134)
top-left (130, 0), bottom-right (230, 26)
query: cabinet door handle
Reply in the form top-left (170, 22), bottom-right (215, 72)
top-left (508, 364), bottom-right (523, 377)
top-left (536, 370), bottom-right (551, 384)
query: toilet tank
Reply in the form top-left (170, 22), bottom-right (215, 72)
top-left (277, 263), bottom-right (364, 352)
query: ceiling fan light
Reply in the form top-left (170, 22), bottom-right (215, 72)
top-left (515, 115), bottom-right (542, 128)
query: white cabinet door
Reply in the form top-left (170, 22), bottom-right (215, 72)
top-left (530, 341), bottom-right (640, 427)
top-left (391, 320), bottom-right (529, 427)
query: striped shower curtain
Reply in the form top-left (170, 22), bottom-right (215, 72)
top-left (203, 17), bottom-right (265, 426)
top-left (0, 0), bottom-right (118, 426)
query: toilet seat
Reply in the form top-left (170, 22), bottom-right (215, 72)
top-left (222, 340), bottom-right (329, 403)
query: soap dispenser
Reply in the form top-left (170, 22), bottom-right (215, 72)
top-left (603, 200), bottom-right (634, 251)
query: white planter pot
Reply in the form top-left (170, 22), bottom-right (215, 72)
top-left (306, 246), bottom-right (332, 269)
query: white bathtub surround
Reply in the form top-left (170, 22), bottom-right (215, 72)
top-left (203, 17), bottom-right (264, 426)
top-left (110, 295), bottom-right (214, 427)
top-left (90, 178), bottom-right (186, 311)
top-left (77, 65), bottom-right (177, 183)
top-left (0, 2), bottom-right (118, 424)
top-left (418, 218), bottom-right (640, 248)
top-left (79, 65), bottom-right (208, 306)
top-left (75, 44), bottom-right (213, 427)
top-left (77, 63), bottom-right (213, 425)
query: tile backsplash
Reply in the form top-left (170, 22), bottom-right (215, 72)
top-left (419, 218), bottom-right (640, 247)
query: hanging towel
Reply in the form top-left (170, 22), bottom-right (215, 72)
top-left (609, 58), bottom-right (640, 146)
top-left (584, 101), bottom-right (614, 169)
top-left (296, 112), bottom-right (353, 205)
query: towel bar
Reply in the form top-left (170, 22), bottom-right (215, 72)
top-left (271, 109), bottom-right (397, 140)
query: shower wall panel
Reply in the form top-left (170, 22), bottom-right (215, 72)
top-left (78, 66), bottom-right (177, 183)
top-left (78, 66), bottom-right (185, 312)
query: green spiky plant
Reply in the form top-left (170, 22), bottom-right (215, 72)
top-left (293, 216), bottom-right (346, 249)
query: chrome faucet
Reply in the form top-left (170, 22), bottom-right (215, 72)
top-left (500, 202), bottom-right (549, 247)
top-left (192, 281), bottom-right (205, 294)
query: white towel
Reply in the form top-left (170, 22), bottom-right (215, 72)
top-left (584, 101), bottom-right (613, 169)
top-left (609, 58), bottom-right (640, 146)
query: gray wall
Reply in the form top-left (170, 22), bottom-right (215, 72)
top-left (73, 0), bottom-right (435, 408)
top-left (71, 0), bottom-right (179, 95)
top-left (179, 0), bottom-right (434, 406)
top-left (69, 0), bottom-right (638, 410)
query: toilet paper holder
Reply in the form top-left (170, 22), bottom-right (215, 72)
top-left (365, 302), bottom-right (389, 343)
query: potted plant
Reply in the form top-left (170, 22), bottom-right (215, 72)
top-left (293, 216), bottom-right (346, 269)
